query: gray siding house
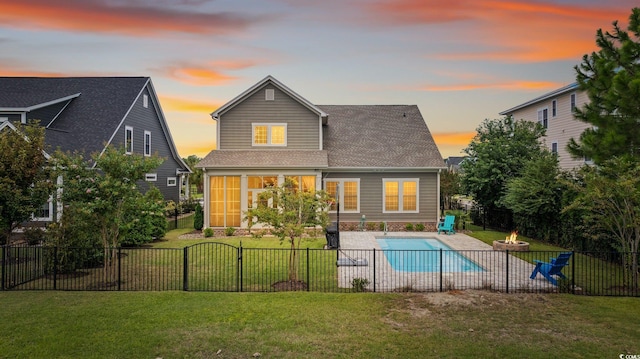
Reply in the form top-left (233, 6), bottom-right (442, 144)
top-left (0, 77), bottom-right (191, 221)
top-left (197, 76), bottom-right (445, 230)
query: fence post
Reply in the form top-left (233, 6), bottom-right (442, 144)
top-left (238, 245), bottom-right (243, 292)
top-left (571, 250), bottom-right (575, 295)
top-left (306, 248), bottom-right (310, 292)
top-left (1, 246), bottom-right (5, 290)
top-left (183, 247), bottom-right (188, 291)
top-left (53, 246), bottom-right (58, 290)
top-left (439, 249), bottom-right (443, 292)
top-left (505, 250), bottom-right (509, 294)
top-left (117, 247), bottom-right (122, 291)
top-left (373, 248), bottom-right (376, 293)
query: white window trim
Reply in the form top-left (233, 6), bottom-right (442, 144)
top-left (125, 125), bottom-right (133, 154)
top-left (537, 107), bottom-right (548, 129)
top-left (252, 123), bottom-right (287, 147)
top-left (167, 177), bottom-right (177, 186)
top-left (32, 196), bottom-right (53, 221)
top-left (551, 99), bottom-right (557, 117)
top-left (324, 178), bottom-right (360, 213)
top-left (265, 89), bottom-right (275, 101)
top-left (144, 130), bottom-right (151, 157)
top-left (551, 141), bottom-right (558, 154)
top-left (570, 93), bottom-right (577, 111)
top-left (143, 94), bottom-right (149, 108)
top-left (145, 173), bottom-right (157, 182)
top-left (382, 178), bottom-right (420, 214)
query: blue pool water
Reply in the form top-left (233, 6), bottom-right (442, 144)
top-left (376, 237), bottom-right (484, 273)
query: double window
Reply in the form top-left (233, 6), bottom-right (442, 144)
top-left (383, 179), bottom-right (418, 213)
top-left (325, 179), bottom-right (360, 213)
top-left (252, 123), bottom-right (287, 146)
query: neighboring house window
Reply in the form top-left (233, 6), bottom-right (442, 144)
top-left (383, 179), bottom-right (419, 213)
top-left (265, 89), bottom-right (275, 101)
top-left (145, 173), bottom-right (157, 182)
top-left (144, 130), bottom-right (151, 156)
top-left (143, 94), bottom-right (149, 108)
top-left (570, 93), bottom-right (576, 112)
top-left (551, 142), bottom-right (558, 154)
top-left (252, 123), bottom-right (287, 146)
top-left (325, 179), bottom-right (360, 213)
top-left (125, 126), bottom-right (133, 154)
top-left (33, 197), bottom-right (53, 221)
top-left (167, 177), bottom-right (177, 186)
top-left (552, 100), bottom-right (557, 117)
top-left (537, 108), bottom-right (548, 129)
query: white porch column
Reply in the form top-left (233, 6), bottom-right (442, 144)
top-left (203, 173), bottom-right (210, 228)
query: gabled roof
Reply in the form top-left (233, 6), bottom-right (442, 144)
top-left (500, 82), bottom-right (579, 115)
top-left (319, 105), bottom-right (444, 169)
top-left (0, 77), bottom-right (189, 172)
top-left (211, 75), bottom-right (329, 123)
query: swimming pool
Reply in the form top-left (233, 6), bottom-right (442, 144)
top-left (376, 237), bottom-right (484, 273)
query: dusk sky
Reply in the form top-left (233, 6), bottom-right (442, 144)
top-left (0, 0), bottom-right (635, 159)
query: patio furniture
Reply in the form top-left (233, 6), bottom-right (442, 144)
top-left (437, 215), bottom-right (456, 235)
top-left (529, 252), bottom-right (572, 286)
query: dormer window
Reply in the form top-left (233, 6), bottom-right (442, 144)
top-left (252, 123), bottom-right (287, 146)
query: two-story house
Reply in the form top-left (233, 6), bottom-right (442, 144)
top-left (0, 77), bottom-right (191, 222)
top-left (499, 82), bottom-right (591, 170)
top-left (197, 76), bottom-right (445, 231)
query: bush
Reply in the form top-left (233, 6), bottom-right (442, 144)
top-left (379, 222), bottom-right (386, 231)
top-left (225, 227), bottom-right (236, 236)
top-left (193, 203), bottom-right (204, 231)
top-left (351, 277), bottom-right (370, 292)
top-left (203, 228), bottom-right (214, 237)
top-left (415, 223), bottom-right (425, 232)
top-left (405, 223), bottom-right (414, 231)
top-left (164, 200), bottom-right (177, 217)
top-left (23, 227), bottom-right (47, 245)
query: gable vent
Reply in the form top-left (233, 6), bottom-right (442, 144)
top-left (265, 89), bottom-right (275, 101)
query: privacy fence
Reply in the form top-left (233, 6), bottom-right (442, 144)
top-left (1, 243), bottom-right (638, 296)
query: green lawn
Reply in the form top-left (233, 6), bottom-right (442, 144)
top-left (0, 290), bottom-right (638, 358)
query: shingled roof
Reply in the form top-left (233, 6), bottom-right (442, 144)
top-left (319, 105), bottom-right (444, 169)
top-left (0, 77), bottom-right (151, 156)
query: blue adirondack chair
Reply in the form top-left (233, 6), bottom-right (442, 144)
top-left (437, 215), bottom-right (456, 235)
top-left (530, 252), bottom-right (572, 286)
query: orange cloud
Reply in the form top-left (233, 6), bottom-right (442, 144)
top-left (432, 131), bottom-right (476, 146)
top-left (161, 59), bottom-right (264, 86)
top-left (0, 0), bottom-right (263, 36)
top-left (367, 0), bottom-right (630, 62)
top-left (0, 68), bottom-right (67, 77)
top-left (160, 96), bottom-right (221, 114)
top-left (421, 80), bottom-right (561, 92)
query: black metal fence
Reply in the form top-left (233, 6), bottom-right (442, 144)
top-left (1, 243), bottom-right (638, 296)
top-left (166, 209), bottom-right (194, 231)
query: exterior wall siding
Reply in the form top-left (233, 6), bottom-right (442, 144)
top-left (219, 85), bottom-right (320, 150)
top-left (114, 87), bottom-right (183, 203)
top-left (324, 171), bottom-right (439, 224)
top-left (508, 91), bottom-right (591, 170)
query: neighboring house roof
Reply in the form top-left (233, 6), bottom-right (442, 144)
top-left (500, 82), bottom-right (579, 115)
top-left (445, 156), bottom-right (466, 170)
top-left (319, 105), bottom-right (444, 169)
top-left (197, 150), bottom-right (328, 169)
top-left (0, 77), bottom-right (189, 172)
top-left (211, 75), bottom-right (329, 124)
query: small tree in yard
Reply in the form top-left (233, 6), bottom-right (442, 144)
top-left (0, 122), bottom-right (54, 245)
top-left (246, 178), bottom-right (330, 284)
top-left (51, 146), bottom-right (163, 286)
top-left (193, 202), bottom-right (204, 231)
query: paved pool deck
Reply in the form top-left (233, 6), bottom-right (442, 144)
top-left (337, 231), bottom-right (560, 292)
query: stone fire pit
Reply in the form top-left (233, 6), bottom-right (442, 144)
top-left (492, 231), bottom-right (529, 251)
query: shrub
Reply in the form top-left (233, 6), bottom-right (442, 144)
top-left (351, 277), bottom-right (370, 292)
top-left (193, 203), bottom-right (204, 231)
top-left (378, 222), bottom-right (386, 231)
top-left (415, 223), bottom-right (425, 232)
top-left (366, 222), bottom-right (376, 231)
top-left (225, 227), bottom-right (236, 236)
top-left (203, 228), bottom-right (214, 237)
top-left (405, 223), bottom-right (414, 231)
top-left (23, 227), bottom-right (46, 245)
top-left (164, 200), bottom-right (177, 217)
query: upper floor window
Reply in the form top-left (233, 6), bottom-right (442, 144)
top-left (144, 130), bottom-right (151, 156)
top-left (570, 93), bottom-right (576, 112)
top-left (143, 94), bottom-right (149, 108)
top-left (252, 123), bottom-right (287, 146)
top-left (383, 179), bottom-right (419, 213)
top-left (537, 108), bottom-right (548, 129)
top-left (552, 100), bottom-right (557, 117)
top-left (125, 126), bottom-right (133, 154)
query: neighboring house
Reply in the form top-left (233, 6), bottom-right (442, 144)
top-left (197, 76), bottom-right (445, 231)
top-left (444, 156), bottom-right (466, 172)
top-left (499, 82), bottom-right (592, 170)
top-left (0, 77), bottom-right (191, 222)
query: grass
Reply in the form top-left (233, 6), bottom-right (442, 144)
top-left (0, 290), bottom-right (638, 358)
